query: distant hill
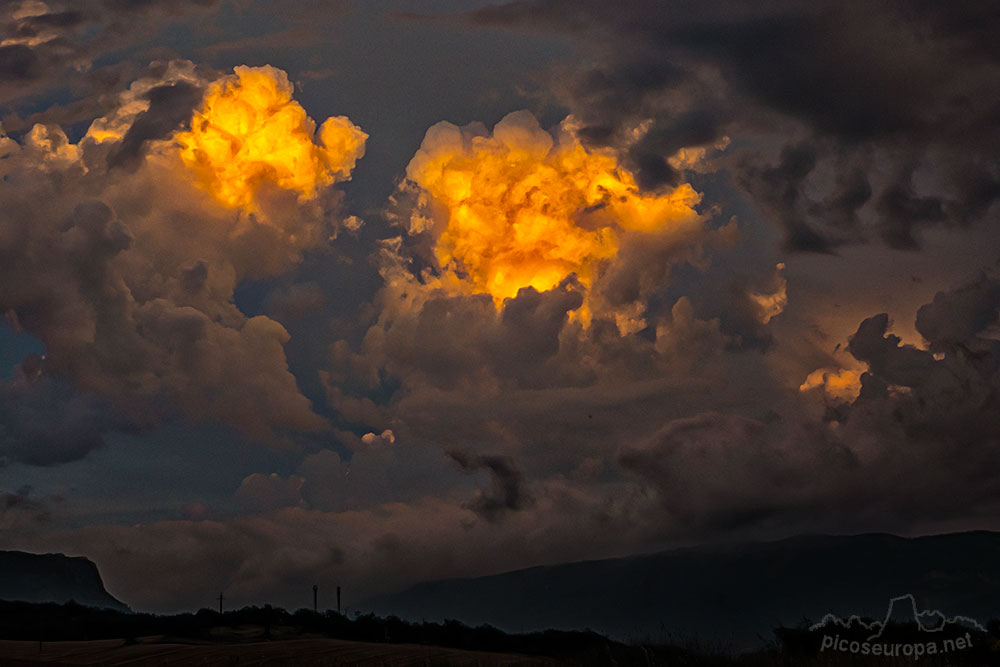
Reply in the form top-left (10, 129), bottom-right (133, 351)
top-left (0, 551), bottom-right (129, 612)
top-left (363, 531), bottom-right (1000, 649)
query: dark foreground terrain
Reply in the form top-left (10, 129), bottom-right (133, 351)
top-left (0, 637), bottom-right (554, 666)
top-left (0, 600), bottom-right (704, 666)
top-left (2, 599), bottom-right (1000, 666)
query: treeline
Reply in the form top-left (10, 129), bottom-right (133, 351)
top-left (4, 599), bottom-right (1000, 666)
top-left (0, 600), bottom-right (707, 665)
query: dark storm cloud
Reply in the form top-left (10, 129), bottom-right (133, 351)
top-left (830, 272), bottom-right (1000, 509)
top-left (914, 272), bottom-right (1000, 350)
top-left (350, 281), bottom-right (589, 394)
top-left (846, 273), bottom-right (1000, 438)
top-left (24, 257), bottom-right (1000, 613)
top-left (1, 0), bottom-right (996, 616)
top-left (331, 254), bottom-right (760, 518)
top-left (609, 272), bottom-right (1000, 538)
top-left (735, 142), bottom-right (831, 253)
top-left (628, 108), bottom-right (721, 189)
top-left (464, 0), bottom-right (1000, 251)
top-left (875, 165), bottom-right (948, 249)
top-left (0, 0), bottom-right (220, 107)
top-left (580, 262), bottom-right (1000, 542)
top-left (0, 43), bottom-right (41, 80)
top-left (468, 0), bottom-right (998, 140)
top-left (0, 357), bottom-right (112, 466)
top-left (447, 450), bottom-right (533, 522)
top-left (618, 413), bottom-right (811, 533)
top-left (107, 81), bottom-right (203, 171)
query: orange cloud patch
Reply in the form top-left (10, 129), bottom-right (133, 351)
top-left (405, 111), bottom-right (701, 308)
top-left (176, 65), bottom-right (367, 211)
top-left (800, 367), bottom-right (864, 402)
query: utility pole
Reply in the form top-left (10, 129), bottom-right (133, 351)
top-left (218, 592), bottom-right (224, 615)
top-left (337, 586), bottom-right (341, 615)
top-left (313, 584), bottom-right (318, 613)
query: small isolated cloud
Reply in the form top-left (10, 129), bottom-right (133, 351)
top-left (360, 429), bottom-right (395, 447)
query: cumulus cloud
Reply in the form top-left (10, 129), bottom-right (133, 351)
top-left (348, 215), bottom-right (1000, 549)
top-left (4, 0), bottom-right (998, 617)
top-left (319, 113), bottom-right (769, 505)
top-left (321, 110), bottom-right (767, 510)
top-left (175, 65), bottom-right (366, 212)
top-left (401, 110), bottom-right (702, 314)
top-left (0, 62), bottom-right (367, 461)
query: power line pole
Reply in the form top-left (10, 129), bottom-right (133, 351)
top-left (218, 592), bottom-right (224, 615)
top-left (313, 584), bottom-right (318, 613)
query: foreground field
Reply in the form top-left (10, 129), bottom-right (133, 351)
top-left (0, 637), bottom-right (558, 666)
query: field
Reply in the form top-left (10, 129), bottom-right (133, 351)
top-left (0, 636), bottom-right (558, 666)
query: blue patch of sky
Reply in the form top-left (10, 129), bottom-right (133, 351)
top-left (0, 324), bottom-right (44, 378)
top-left (0, 420), bottom-right (299, 528)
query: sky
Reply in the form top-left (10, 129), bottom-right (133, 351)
top-left (0, 0), bottom-right (998, 615)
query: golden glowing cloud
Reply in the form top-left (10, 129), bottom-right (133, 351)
top-left (175, 65), bottom-right (367, 211)
top-left (800, 367), bottom-right (863, 402)
top-left (405, 111), bottom-right (701, 307)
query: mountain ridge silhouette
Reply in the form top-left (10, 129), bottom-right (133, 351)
top-left (363, 531), bottom-right (1000, 649)
top-left (0, 550), bottom-right (129, 612)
